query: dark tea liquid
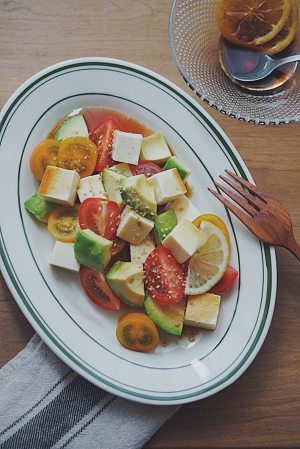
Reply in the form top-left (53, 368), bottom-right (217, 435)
top-left (219, 38), bottom-right (298, 94)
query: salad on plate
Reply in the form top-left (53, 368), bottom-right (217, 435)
top-left (25, 107), bottom-right (238, 353)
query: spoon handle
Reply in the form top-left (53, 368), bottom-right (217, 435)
top-left (275, 54), bottom-right (300, 66)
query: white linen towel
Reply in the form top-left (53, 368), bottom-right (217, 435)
top-left (0, 334), bottom-right (179, 449)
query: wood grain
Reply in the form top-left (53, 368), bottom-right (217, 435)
top-left (0, 1), bottom-right (299, 448)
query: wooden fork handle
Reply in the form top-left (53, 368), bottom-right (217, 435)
top-left (286, 238), bottom-right (300, 261)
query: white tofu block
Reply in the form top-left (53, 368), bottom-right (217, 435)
top-left (112, 130), bottom-right (143, 165)
top-left (148, 168), bottom-right (187, 205)
top-left (162, 219), bottom-right (201, 263)
top-left (49, 241), bottom-right (80, 272)
top-left (38, 166), bottom-right (80, 206)
top-left (140, 132), bottom-right (171, 165)
top-left (171, 195), bottom-right (200, 223)
top-left (130, 234), bottom-right (155, 265)
top-left (117, 206), bottom-right (154, 245)
top-left (184, 293), bottom-right (221, 330)
top-left (77, 174), bottom-right (107, 203)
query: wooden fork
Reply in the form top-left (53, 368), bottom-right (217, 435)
top-left (208, 170), bottom-right (300, 261)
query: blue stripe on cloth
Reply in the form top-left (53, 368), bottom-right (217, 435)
top-left (0, 370), bottom-right (72, 438)
top-left (0, 376), bottom-right (107, 449)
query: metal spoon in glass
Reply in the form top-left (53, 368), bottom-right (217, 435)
top-left (229, 52), bottom-right (300, 82)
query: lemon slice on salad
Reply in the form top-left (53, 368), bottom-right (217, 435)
top-left (185, 220), bottom-right (230, 295)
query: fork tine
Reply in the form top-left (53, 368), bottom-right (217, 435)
top-left (225, 170), bottom-right (268, 202)
top-left (219, 175), bottom-right (263, 210)
top-left (214, 182), bottom-right (257, 216)
top-left (208, 188), bottom-right (255, 232)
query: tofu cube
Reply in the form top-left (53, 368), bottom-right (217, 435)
top-left (77, 174), bottom-right (107, 203)
top-left (184, 293), bottom-right (221, 330)
top-left (171, 195), bottom-right (200, 223)
top-left (112, 130), bottom-right (143, 165)
top-left (38, 166), bottom-right (80, 206)
top-left (49, 241), bottom-right (80, 272)
top-left (140, 132), bottom-right (171, 165)
top-left (162, 219), bottom-right (200, 263)
top-left (117, 206), bottom-right (154, 245)
top-left (148, 168), bottom-right (187, 205)
top-left (130, 234), bottom-right (155, 265)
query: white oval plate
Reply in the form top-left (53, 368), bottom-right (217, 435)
top-left (0, 58), bottom-right (276, 405)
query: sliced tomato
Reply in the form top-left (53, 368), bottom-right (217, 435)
top-left (57, 137), bottom-right (97, 178)
top-left (80, 266), bottom-right (121, 311)
top-left (47, 205), bottom-right (79, 242)
top-left (116, 313), bottom-right (160, 352)
top-left (129, 161), bottom-right (162, 178)
top-left (144, 246), bottom-right (185, 305)
top-left (82, 109), bottom-right (108, 133)
top-left (89, 116), bottom-right (122, 172)
top-left (209, 266), bottom-right (238, 295)
top-left (30, 139), bottom-right (60, 181)
top-left (79, 198), bottom-right (120, 241)
top-left (111, 237), bottom-right (127, 257)
top-left (182, 259), bottom-right (190, 277)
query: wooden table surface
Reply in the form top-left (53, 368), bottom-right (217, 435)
top-left (0, 0), bottom-right (299, 447)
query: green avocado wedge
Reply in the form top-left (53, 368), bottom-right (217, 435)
top-left (54, 114), bottom-right (89, 140)
top-left (144, 295), bottom-right (186, 336)
top-left (24, 194), bottom-right (56, 222)
top-left (110, 163), bottom-right (132, 177)
top-left (74, 229), bottom-right (112, 272)
top-left (107, 261), bottom-right (145, 308)
top-left (163, 156), bottom-right (190, 180)
top-left (120, 174), bottom-right (157, 220)
top-left (102, 168), bottom-right (126, 209)
top-left (154, 209), bottom-right (177, 244)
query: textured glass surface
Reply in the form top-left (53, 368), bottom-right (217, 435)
top-left (169, 0), bottom-right (300, 124)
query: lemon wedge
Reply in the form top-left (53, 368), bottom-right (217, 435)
top-left (193, 213), bottom-right (230, 243)
top-left (185, 220), bottom-right (230, 295)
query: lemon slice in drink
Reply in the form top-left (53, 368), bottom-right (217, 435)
top-left (216, 0), bottom-right (291, 48)
top-left (258, 0), bottom-right (298, 54)
top-left (185, 220), bottom-right (230, 295)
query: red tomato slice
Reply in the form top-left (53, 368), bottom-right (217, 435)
top-left (144, 246), bottom-right (185, 305)
top-left (111, 237), bottom-right (128, 257)
top-left (89, 116), bottom-right (122, 172)
top-left (129, 161), bottom-right (162, 178)
top-left (79, 198), bottom-right (120, 241)
top-left (82, 109), bottom-right (107, 133)
top-left (209, 266), bottom-right (238, 295)
top-left (80, 266), bottom-right (121, 311)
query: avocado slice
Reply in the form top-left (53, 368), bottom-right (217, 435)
top-left (55, 115), bottom-right (89, 140)
top-left (107, 261), bottom-right (145, 308)
top-left (163, 156), bottom-right (190, 180)
top-left (154, 209), bottom-right (177, 244)
top-left (144, 295), bottom-right (186, 336)
top-left (110, 163), bottom-right (132, 177)
top-left (74, 229), bottom-right (112, 271)
top-left (102, 168), bottom-right (126, 209)
top-left (120, 175), bottom-right (157, 220)
top-left (24, 193), bottom-right (56, 222)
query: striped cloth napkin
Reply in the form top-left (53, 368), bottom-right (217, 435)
top-left (0, 334), bottom-right (179, 449)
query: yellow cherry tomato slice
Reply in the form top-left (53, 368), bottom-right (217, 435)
top-left (30, 139), bottom-right (60, 181)
top-left (193, 213), bottom-right (230, 243)
top-left (47, 205), bottom-right (79, 242)
top-left (116, 313), bottom-right (160, 353)
top-left (57, 137), bottom-right (97, 178)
